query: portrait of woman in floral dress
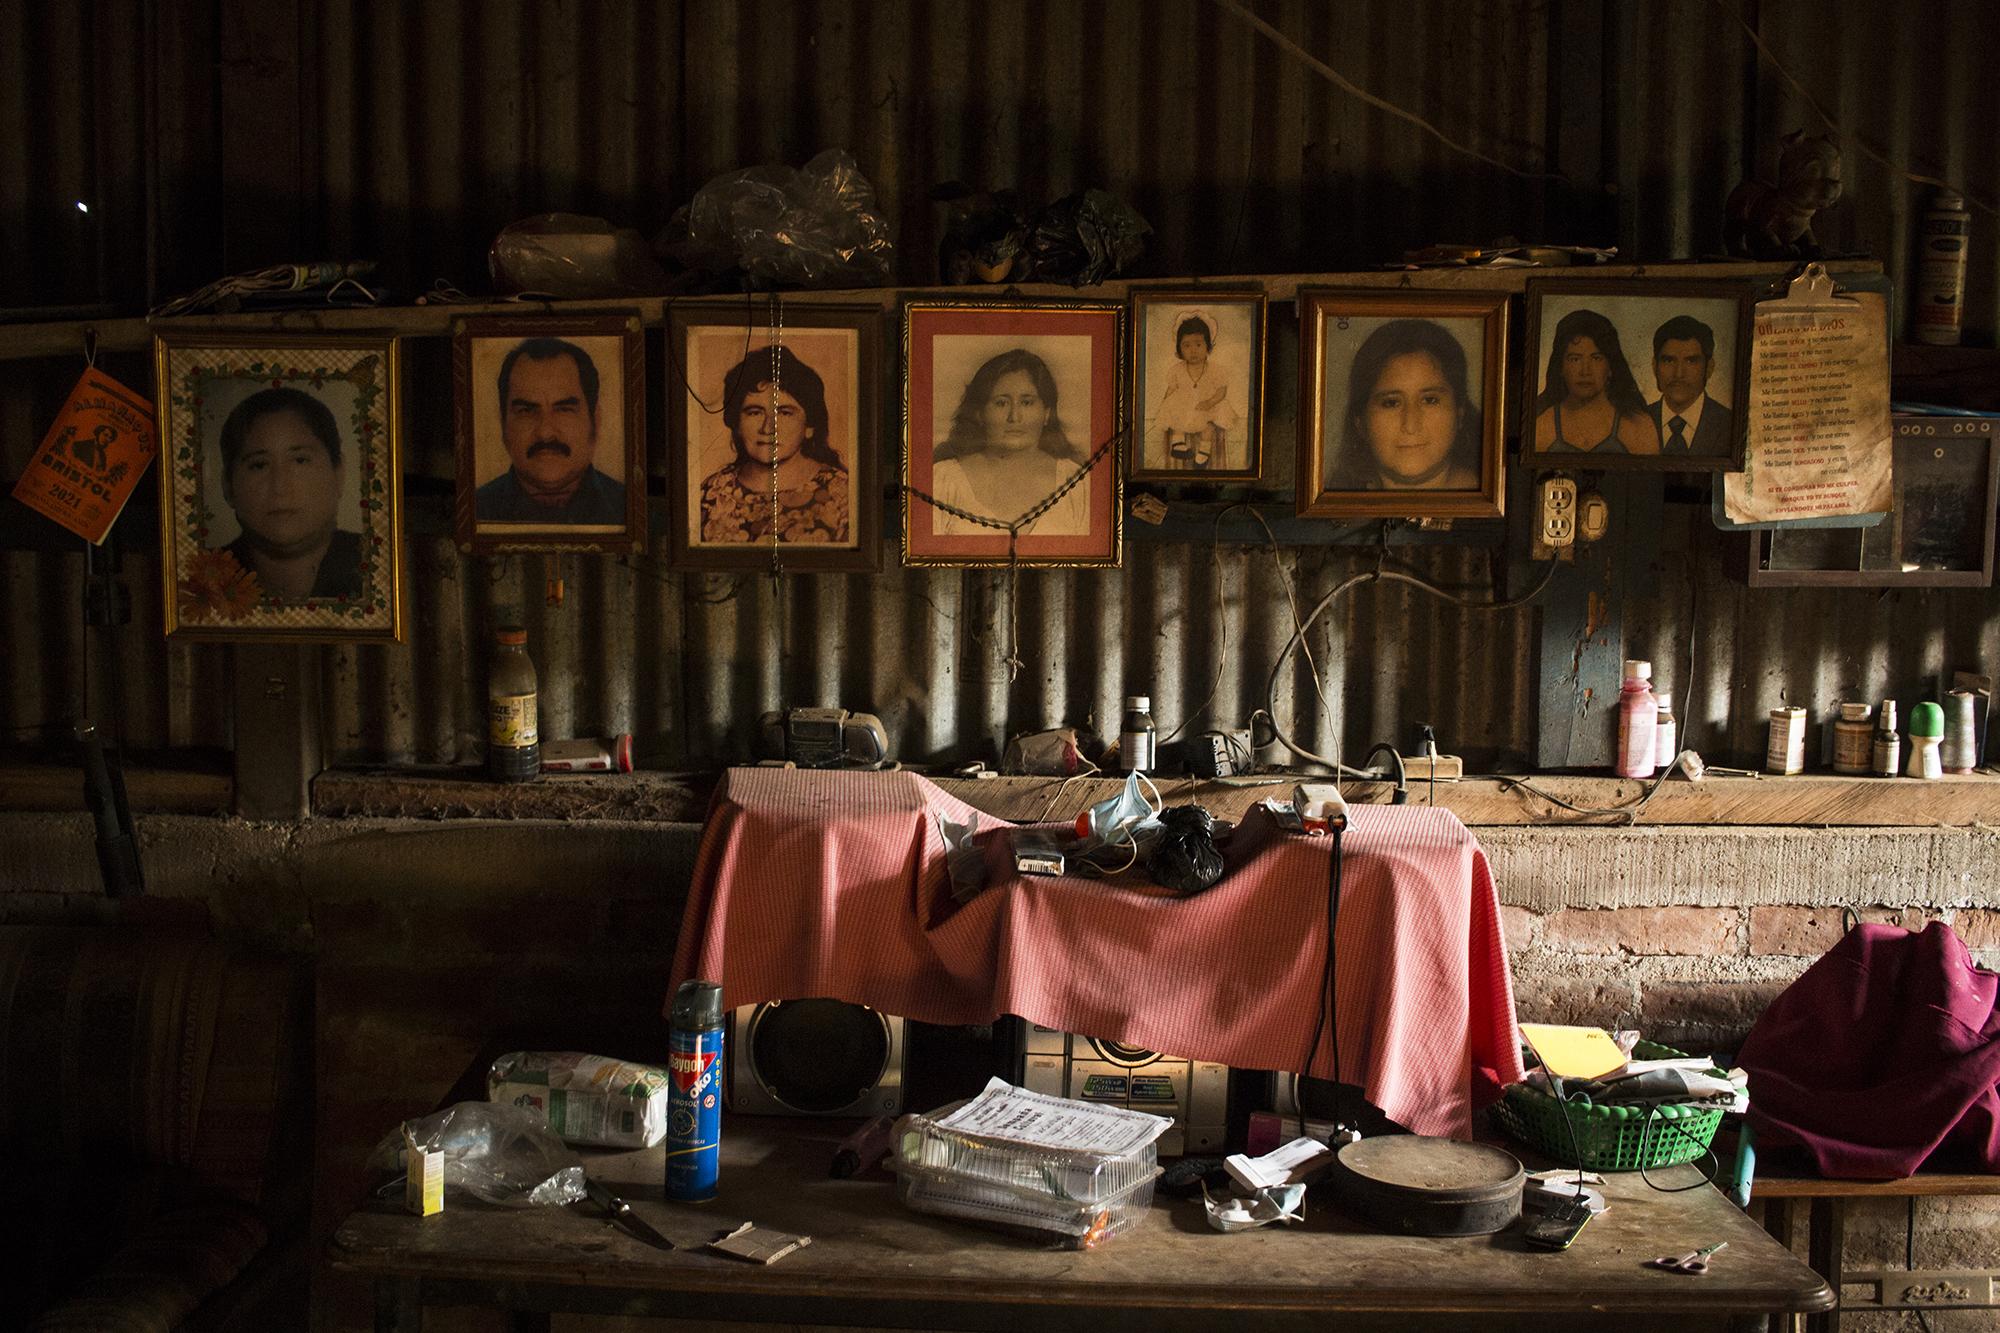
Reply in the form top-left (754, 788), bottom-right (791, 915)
top-left (699, 346), bottom-right (850, 544)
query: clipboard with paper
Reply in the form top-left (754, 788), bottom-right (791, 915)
top-left (1714, 264), bottom-right (1894, 531)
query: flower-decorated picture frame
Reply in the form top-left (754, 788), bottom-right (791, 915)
top-left (154, 331), bottom-right (405, 642)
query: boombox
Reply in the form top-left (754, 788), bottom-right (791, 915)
top-left (727, 999), bottom-right (906, 1117)
top-left (1013, 1020), bottom-right (1227, 1156)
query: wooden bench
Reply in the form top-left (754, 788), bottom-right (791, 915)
top-left (1753, 1170), bottom-right (2000, 1333)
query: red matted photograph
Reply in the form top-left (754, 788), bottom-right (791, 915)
top-left (901, 300), bottom-right (1124, 568)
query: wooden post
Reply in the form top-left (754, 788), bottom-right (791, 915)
top-left (231, 645), bottom-right (321, 820)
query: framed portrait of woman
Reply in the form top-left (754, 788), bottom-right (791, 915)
top-left (452, 312), bottom-right (648, 555)
top-left (665, 303), bottom-right (881, 572)
top-left (1521, 279), bottom-right (1752, 472)
top-left (1129, 288), bottom-right (1266, 481)
top-left (154, 331), bottom-right (405, 642)
top-left (902, 299), bottom-right (1124, 568)
top-left (1296, 289), bottom-right (1508, 520)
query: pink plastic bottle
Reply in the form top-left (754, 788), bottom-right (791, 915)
top-left (1615, 659), bottom-right (1658, 778)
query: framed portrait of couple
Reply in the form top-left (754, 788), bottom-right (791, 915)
top-left (1521, 279), bottom-right (1752, 471)
top-left (154, 331), bottom-right (405, 642)
top-left (1297, 289), bottom-right (1510, 520)
top-left (665, 303), bottom-right (882, 572)
top-left (902, 300), bottom-right (1124, 568)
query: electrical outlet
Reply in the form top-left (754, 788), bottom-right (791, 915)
top-left (1537, 475), bottom-right (1577, 549)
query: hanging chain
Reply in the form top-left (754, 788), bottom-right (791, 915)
top-left (765, 295), bottom-right (786, 679)
top-left (901, 426), bottom-right (1125, 683)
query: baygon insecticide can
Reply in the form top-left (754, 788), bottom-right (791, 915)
top-left (665, 979), bottom-right (725, 1202)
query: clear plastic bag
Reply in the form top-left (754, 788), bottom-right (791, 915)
top-left (676, 149), bottom-right (895, 288)
top-left (369, 1101), bottom-right (587, 1207)
top-left (489, 213), bottom-right (670, 298)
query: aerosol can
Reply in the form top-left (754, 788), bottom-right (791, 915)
top-left (665, 979), bottom-right (725, 1202)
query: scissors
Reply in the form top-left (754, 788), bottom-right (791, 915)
top-left (1649, 1241), bottom-right (1727, 1275)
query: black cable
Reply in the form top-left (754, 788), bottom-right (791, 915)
top-left (1296, 822), bottom-right (1344, 1138)
top-left (1358, 743), bottom-right (1408, 804)
top-left (1634, 1107), bottom-right (1722, 1193)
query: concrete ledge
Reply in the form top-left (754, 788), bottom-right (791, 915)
top-left (308, 767), bottom-right (2000, 829)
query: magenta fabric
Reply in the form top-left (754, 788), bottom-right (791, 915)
top-left (1740, 921), bottom-right (2000, 1178)
top-left (669, 769), bottom-right (1522, 1139)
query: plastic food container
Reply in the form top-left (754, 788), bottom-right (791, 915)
top-left (891, 1097), bottom-right (1163, 1246)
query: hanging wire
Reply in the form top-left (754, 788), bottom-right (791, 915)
top-left (904, 428), bottom-right (1122, 682)
top-left (1713, 0), bottom-right (1999, 217)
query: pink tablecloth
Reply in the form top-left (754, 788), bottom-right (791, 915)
top-left (669, 769), bottom-right (1522, 1139)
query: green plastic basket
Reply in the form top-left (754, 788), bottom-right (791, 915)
top-left (1490, 1040), bottom-right (1724, 1173)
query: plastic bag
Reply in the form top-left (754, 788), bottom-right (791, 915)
top-left (369, 1101), bottom-right (586, 1207)
top-left (1026, 189), bottom-right (1150, 286)
top-left (677, 149), bottom-right (895, 288)
top-left (1145, 804), bottom-right (1226, 896)
top-left (489, 214), bottom-right (670, 298)
top-left (940, 813), bottom-right (989, 904)
top-left (486, 1051), bottom-right (671, 1148)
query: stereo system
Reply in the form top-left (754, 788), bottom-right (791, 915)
top-left (1013, 1020), bottom-right (1228, 1156)
top-left (727, 999), bottom-right (906, 1117)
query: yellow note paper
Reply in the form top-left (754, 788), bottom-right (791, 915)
top-left (1519, 1024), bottom-right (1627, 1080)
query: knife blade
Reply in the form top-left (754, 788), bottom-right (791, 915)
top-left (584, 1176), bottom-right (677, 1251)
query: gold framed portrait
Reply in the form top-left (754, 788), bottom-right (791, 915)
top-left (902, 299), bottom-right (1124, 568)
top-left (1296, 289), bottom-right (1508, 520)
top-left (154, 331), bottom-right (405, 643)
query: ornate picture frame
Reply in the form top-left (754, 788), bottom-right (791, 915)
top-left (154, 330), bottom-right (405, 643)
top-left (453, 312), bottom-right (648, 555)
top-left (902, 299), bottom-right (1124, 568)
top-left (1129, 287), bottom-right (1266, 481)
top-left (665, 301), bottom-right (882, 572)
top-left (1297, 288), bottom-right (1509, 520)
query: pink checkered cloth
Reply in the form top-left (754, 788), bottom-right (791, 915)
top-left (669, 768), bottom-right (1522, 1139)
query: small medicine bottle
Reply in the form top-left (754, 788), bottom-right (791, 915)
top-left (1907, 702), bottom-right (1944, 780)
top-left (1119, 696), bottom-right (1157, 773)
top-left (1615, 661), bottom-right (1657, 779)
top-left (488, 627), bottom-right (540, 783)
top-left (1767, 706), bottom-right (1807, 775)
top-left (1652, 691), bottom-right (1677, 776)
top-left (1871, 700), bottom-right (1901, 778)
top-left (1832, 702), bottom-right (1873, 775)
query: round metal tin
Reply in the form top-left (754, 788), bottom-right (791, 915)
top-left (1333, 1135), bottom-right (1525, 1236)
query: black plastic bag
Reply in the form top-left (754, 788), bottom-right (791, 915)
top-left (1145, 804), bottom-right (1226, 896)
top-left (1026, 189), bottom-right (1150, 286)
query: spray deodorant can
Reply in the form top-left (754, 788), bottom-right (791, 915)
top-left (666, 979), bottom-right (725, 1202)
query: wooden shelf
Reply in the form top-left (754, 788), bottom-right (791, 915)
top-left (0, 758), bottom-right (231, 815)
top-left (0, 259), bottom-right (1881, 362)
top-left (307, 766), bottom-right (2000, 828)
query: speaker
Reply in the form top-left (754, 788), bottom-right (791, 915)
top-left (727, 999), bottom-right (906, 1117)
top-left (1014, 1020), bottom-right (1227, 1155)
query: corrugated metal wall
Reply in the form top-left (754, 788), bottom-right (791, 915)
top-left (4, 0), bottom-right (1998, 774)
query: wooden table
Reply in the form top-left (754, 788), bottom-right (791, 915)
top-left (333, 1119), bottom-right (1832, 1332)
top-left (1754, 1169), bottom-right (2000, 1333)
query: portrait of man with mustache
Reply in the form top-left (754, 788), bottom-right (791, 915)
top-left (475, 336), bottom-right (629, 524)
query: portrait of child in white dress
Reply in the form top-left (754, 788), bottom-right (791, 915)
top-left (1131, 292), bottom-right (1264, 480)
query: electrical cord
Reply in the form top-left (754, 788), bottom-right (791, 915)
top-left (1469, 749), bottom-right (1696, 826)
top-left (1356, 743), bottom-right (1409, 804)
top-left (1164, 503), bottom-right (1332, 747)
top-left (1262, 561), bottom-right (1560, 778)
top-left (1296, 822), bottom-right (1344, 1139)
